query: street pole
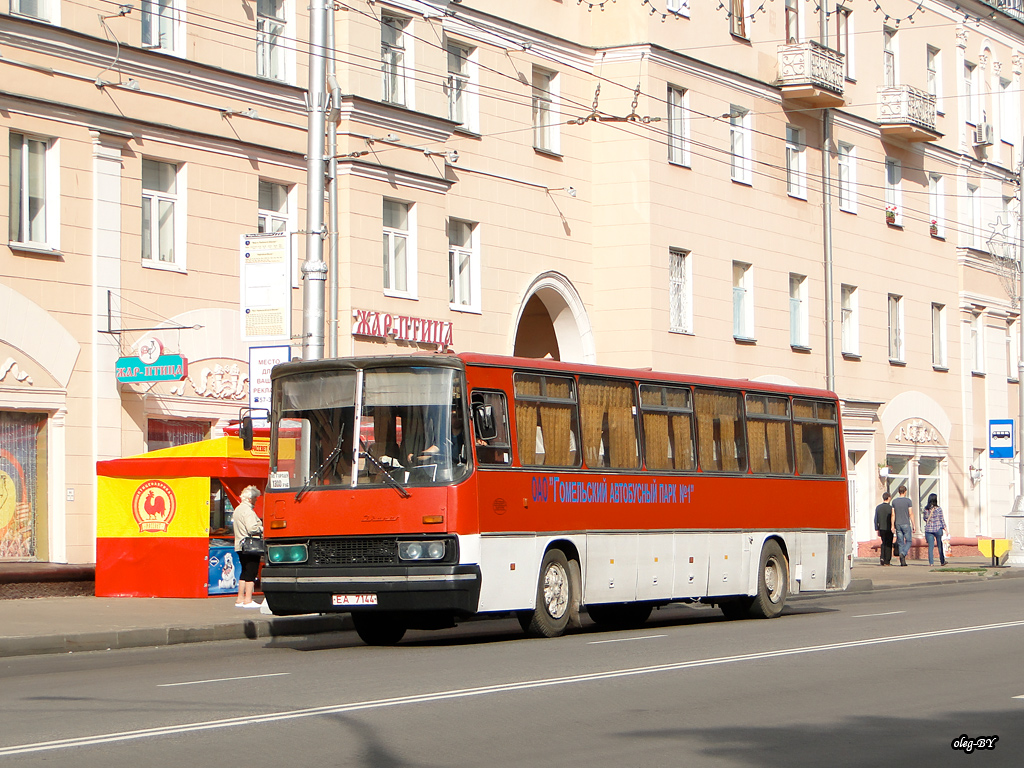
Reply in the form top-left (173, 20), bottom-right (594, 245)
top-left (326, 6), bottom-right (339, 359)
top-left (1016, 149), bottom-right (1024, 512)
top-left (820, 9), bottom-right (835, 394)
top-left (301, 1), bottom-right (328, 361)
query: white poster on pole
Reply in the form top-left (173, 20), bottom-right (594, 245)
top-left (249, 345), bottom-right (290, 425)
top-left (240, 232), bottom-right (291, 341)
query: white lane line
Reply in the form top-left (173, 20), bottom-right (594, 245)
top-left (588, 634), bottom-right (667, 645)
top-left (852, 611), bottom-right (907, 618)
top-left (158, 673), bottom-right (291, 688)
top-left (1013, 695), bottom-right (1024, 700)
top-left (3, 618), bottom-right (1024, 757)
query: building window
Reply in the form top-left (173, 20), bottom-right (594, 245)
top-left (882, 27), bottom-right (897, 88)
top-left (669, 248), bottom-right (692, 334)
top-left (841, 284), bottom-right (859, 356)
top-left (1008, 319), bottom-right (1019, 381)
top-left (926, 46), bottom-right (942, 113)
top-left (383, 199), bottom-right (415, 297)
top-left (0, 411), bottom-right (47, 559)
top-left (965, 183), bottom-right (981, 250)
top-left (785, 125), bottom-right (806, 199)
top-left (449, 219), bottom-right (480, 313)
top-left (888, 293), bottom-right (904, 362)
top-left (884, 157), bottom-right (902, 225)
top-left (141, 159), bottom-right (182, 269)
top-left (733, 261), bottom-right (754, 340)
top-left (964, 61), bottom-right (978, 125)
top-left (837, 142), bottom-right (856, 213)
top-left (790, 273), bottom-right (809, 348)
top-left (928, 173), bottom-right (944, 238)
top-left (142, 0), bottom-right (179, 52)
top-left (784, 0), bottom-right (799, 44)
top-left (446, 42), bottom-right (478, 133)
top-left (8, 132), bottom-right (57, 249)
top-left (381, 14), bottom-right (409, 106)
top-left (971, 310), bottom-right (984, 374)
top-left (932, 303), bottom-right (947, 368)
top-left (730, 0), bottom-right (747, 38)
top-left (835, 6), bottom-right (853, 79)
top-left (148, 419), bottom-right (209, 451)
top-left (532, 67), bottom-right (559, 153)
top-left (257, 0), bottom-right (287, 81)
top-left (1001, 76), bottom-right (1017, 153)
top-left (12, 0), bottom-right (54, 22)
top-left (667, 86), bottom-right (690, 166)
top-left (258, 181), bottom-right (289, 234)
top-left (666, 0), bottom-right (689, 16)
top-left (729, 106), bottom-right (752, 185)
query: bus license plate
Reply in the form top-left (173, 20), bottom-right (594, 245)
top-left (332, 594), bottom-right (378, 606)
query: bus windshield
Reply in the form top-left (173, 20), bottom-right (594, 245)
top-left (269, 365), bottom-right (471, 491)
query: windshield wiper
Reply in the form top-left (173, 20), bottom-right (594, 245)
top-left (360, 438), bottom-right (411, 498)
top-left (295, 433), bottom-right (347, 501)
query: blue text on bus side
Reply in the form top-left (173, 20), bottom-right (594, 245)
top-left (532, 476), bottom-right (694, 505)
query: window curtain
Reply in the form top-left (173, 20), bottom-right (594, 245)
top-left (515, 378), bottom-right (541, 465)
top-left (580, 379), bottom-right (638, 469)
top-left (695, 391), bottom-right (745, 472)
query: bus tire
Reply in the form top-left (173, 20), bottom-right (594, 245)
top-left (748, 539), bottom-right (788, 619)
top-left (352, 612), bottom-right (407, 646)
top-left (518, 549), bottom-right (574, 638)
top-left (586, 602), bottom-right (653, 629)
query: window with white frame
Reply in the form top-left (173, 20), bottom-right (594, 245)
top-left (784, 0), bottom-right (799, 44)
top-left (257, 180), bottom-right (289, 234)
top-left (835, 5), bottom-right (853, 79)
top-left (965, 183), bottom-right (981, 249)
top-left (1008, 319), bottom-right (1019, 381)
top-left (837, 142), bottom-right (856, 213)
top-left (383, 199), bottom-right (415, 297)
top-left (448, 219), bottom-right (480, 312)
top-left (11, 0), bottom-right (55, 22)
top-left (882, 27), bottom-right (897, 88)
top-left (142, 0), bottom-right (181, 53)
top-left (841, 284), bottom-right (859, 356)
top-left (884, 157), bottom-right (902, 225)
top-left (532, 67), bottom-right (559, 153)
top-left (785, 125), bottom-right (806, 199)
top-left (669, 248), bottom-right (692, 334)
top-left (964, 61), bottom-right (978, 125)
top-left (926, 46), bottom-right (941, 112)
top-left (8, 132), bottom-right (58, 249)
top-left (730, 0), bottom-right (747, 38)
top-left (381, 15), bottom-right (409, 106)
top-left (1001, 196), bottom-right (1014, 250)
top-left (931, 303), bottom-right (947, 368)
top-left (666, 0), bottom-right (689, 16)
top-left (667, 86), bottom-right (690, 166)
top-left (971, 310), bottom-right (984, 374)
top-left (141, 158), bottom-right (182, 268)
top-left (446, 41), bottom-right (478, 133)
top-left (928, 173), bottom-right (944, 238)
top-left (732, 261), bottom-right (754, 340)
top-left (729, 106), bottom-right (752, 184)
top-left (1001, 77), bottom-right (1017, 151)
top-left (257, 0), bottom-right (287, 81)
top-left (789, 273), bottom-right (809, 348)
top-left (888, 294), bottom-right (904, 362)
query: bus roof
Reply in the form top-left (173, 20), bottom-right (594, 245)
top-left (272, 352), bottom-right (838, 401)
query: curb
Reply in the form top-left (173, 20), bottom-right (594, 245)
top-left (0, 613), bottom-right (354, 659)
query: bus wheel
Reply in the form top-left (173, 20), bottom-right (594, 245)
top-left (518, 549), bottom-right (574, 638)
top-left (352, 612), bottom-right (407, 646)
top-left (586, 602), bottom-right (653, 629)
top-left (748, 540), bottom-right (788, 619)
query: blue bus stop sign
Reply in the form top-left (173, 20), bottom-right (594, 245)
top-left (989, 419), bottom-right (1014, 459)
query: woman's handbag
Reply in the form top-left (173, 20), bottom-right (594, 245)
top-left (240, 534), bottom-right (265, 555)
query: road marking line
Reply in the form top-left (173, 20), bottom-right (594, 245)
top-left (852, 611), bottom-right (906, 618)
top-left (1013, 695), bottom-right (1024, 700)
top-left (587, 634), bottom-right (667, 645)
top-left (3, 618), bottom-right (1024, 757)
top-left (158, 673), bottom-right (290, 688)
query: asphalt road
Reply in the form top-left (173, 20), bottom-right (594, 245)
top-left (1, 580), bottom-right (1022, 767)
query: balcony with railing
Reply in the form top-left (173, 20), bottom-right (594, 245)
top-left (877, 85), bottom-right (940, 142)
top-left (777, 40), bottom-right (845, 107)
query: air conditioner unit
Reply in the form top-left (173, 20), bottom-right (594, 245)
top-left (974, 122), bottom-right (994, 146)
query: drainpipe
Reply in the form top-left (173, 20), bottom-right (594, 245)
top-left (326, 11), bottom-right (340, 358)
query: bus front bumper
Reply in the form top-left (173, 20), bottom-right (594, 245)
top-left (259, 564), bottom-right (482, 616)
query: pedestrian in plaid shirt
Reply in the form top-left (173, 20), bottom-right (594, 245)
top-left (923, 493), bottom-right (947, 566)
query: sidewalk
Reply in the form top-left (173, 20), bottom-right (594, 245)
top-left (0, 557), bottom-right (1021, 658)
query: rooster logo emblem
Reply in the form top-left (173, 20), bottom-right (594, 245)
top-left (131, 481), bottom-right (176, 533)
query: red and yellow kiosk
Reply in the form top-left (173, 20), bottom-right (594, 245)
top-left (96, 436), bottom-right (268, 597)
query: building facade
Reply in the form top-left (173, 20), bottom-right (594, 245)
top-left (2, 0), bottom-right (1024, 564)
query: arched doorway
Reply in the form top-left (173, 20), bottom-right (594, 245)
top-left (511, 272), bottom-right (595, 364)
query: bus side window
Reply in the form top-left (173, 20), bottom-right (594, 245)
top-left (694, 389), bottom-right (747, 473)
top-left (793, 399), bottom-right (841, 476)
top-left (579, 377), bottom-right (639, 469)
top-left (513, 374), bottom-right (581, 467)
top-left (640, 384), bottom-right (695, 471)
top-left (745, 394), bottom-right (793, 475)
top-left (471, 390), bottom-right (512, 465)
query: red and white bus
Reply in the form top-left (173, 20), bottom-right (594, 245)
top-left (254, 353), bottom-right (851, 645)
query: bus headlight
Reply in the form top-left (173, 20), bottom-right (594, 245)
top-left (399, 540), bottom-right (446, 561)
top-left (266, 543), bottom-right (308, 564)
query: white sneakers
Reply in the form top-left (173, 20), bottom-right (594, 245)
top-left (235, 600), bottom-right (262, 608)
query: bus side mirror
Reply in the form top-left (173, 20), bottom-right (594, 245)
top-left (240, 416), bottom-right (254, 451)
top-left (473, 404), bottom-right (497, 441)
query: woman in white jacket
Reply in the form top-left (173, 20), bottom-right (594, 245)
top-left (233, 485), bottom-right (263, 607)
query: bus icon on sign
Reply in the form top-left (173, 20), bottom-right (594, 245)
top-left (989, 420), bottom-right (1014, 459)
